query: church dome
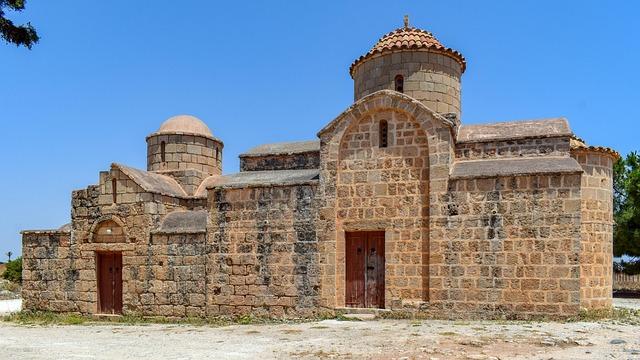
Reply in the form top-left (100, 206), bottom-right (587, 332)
top-left (157, 115), bottom-right (213, 137)
top-left (349, 19), bottom-right (466, 76)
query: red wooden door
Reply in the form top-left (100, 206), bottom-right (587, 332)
top-left (97, 252), bottom-right (123, 314)
top-left (345, 232), bottom-right (366, 307)
top-left (365, 231), bottom-right (385, 308)
top-left (345, 231), bottom-right (385, 308)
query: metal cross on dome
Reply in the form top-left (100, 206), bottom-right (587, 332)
top-left (404, 15), bottom-right (409, 29)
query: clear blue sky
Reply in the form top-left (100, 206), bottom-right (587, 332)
top-left (1, 1), bottom-right (638, 257)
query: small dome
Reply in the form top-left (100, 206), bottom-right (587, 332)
top-left (157, 115), bottom-right (213, 137)
top-left (350, 23), bottom-right (466, 76)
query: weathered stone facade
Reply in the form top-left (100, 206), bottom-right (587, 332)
top-left (22, 20), bottom-right (617, 319)
top-left (572, 144), bottom-right (615, 309)
top-left (207, 184), bottom-right (320, 317)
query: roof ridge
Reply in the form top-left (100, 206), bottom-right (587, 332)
top-left (112, 163), bottom-right (189, 198)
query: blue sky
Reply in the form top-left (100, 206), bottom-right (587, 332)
top-left (1, 1), bottom-right (638, 257)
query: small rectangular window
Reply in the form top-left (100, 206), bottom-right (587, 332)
top-left (112, 178), bottom-right (117, 204)
top-left (395, 75), bottom-right (404, 93)
top-left (379, 120), bottom-right (388, 148)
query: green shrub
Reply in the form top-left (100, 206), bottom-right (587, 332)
top-left (615, 259), bottom-right (640, 275)
top-left (2, 257), bottom-right (22, 283)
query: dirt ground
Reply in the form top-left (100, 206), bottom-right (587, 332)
top-left (0, 312), bottom-right (639, 360)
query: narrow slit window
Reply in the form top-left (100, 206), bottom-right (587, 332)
top-left (379, 120), bottom-right (388, 148)
top-left (112, 178), bottom-right (117, 204)
top-left (160, 141), bottom-right (166, 162)
top-left (394, 75), bottom-right (404, 93)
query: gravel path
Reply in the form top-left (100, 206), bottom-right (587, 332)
top-left (0, 317), bottom-right (639, 359)
top-left (0, 298), bottom-right (638, 359)
top-left (614, 297), bottom-right (640, 310)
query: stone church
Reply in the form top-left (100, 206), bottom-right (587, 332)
top-left (22, 19), bottom-right (617, 319)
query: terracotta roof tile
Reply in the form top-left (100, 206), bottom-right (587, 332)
top-left (570, 136), bottom-right (620, 159)
top-left (350, 26), bottom-right (466, 76)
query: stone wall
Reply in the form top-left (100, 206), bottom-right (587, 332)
top-left (21, 88), bottom-right (614, 319)
top-left (130, 232), bottom-right (208, 317)
top-left (352, 51), bottom-right (462, 115)
top-left (437, 174), bottom-right (583, 317)
top-left (147, 133), bottom-right (222, 176)
top-left (240, 152), bottom-right (320, 172)
top-left (207, 184), bottom-right (321, 317)
top-left (22, 231), bottom-right (77, 312)
top-left (573, 149), bottom-right (615, 309)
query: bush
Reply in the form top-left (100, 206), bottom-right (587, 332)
top-left (615, 259), bottom-right (640, 275)
top-left (2, 257), bottom-right (22, 283)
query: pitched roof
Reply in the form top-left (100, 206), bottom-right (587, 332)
top-left (240, 140), bottom-right (320, 157)
top-left (153, 210), bottom-right (207, 234)
top-left (113, 163), bottom-right (188, 198)
top-left (457, 118), bottom-right (572, 143)
top-left (450, 157), bottom-right (583, 180)
top-left (350, 26), bottom-right (466, 76)
top-left (196, 169), bottom-right (319, 195)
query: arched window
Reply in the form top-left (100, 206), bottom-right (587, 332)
top-left (93, 220), bottom-right (125, 243)
top-left (379, 120), bottom-right (388, 148)
top-left (160, 141), bottom-right (166, 162)
top-left (111, 178), bottom-right (117, 204)
top-left (394, 75), bottom-right (404, 93)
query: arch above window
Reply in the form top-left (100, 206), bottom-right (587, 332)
top-left (92, 219), bottom-right (126, 243)
top-left (394, 75), bottom-right (404, 93)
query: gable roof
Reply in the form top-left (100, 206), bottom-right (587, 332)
top-left (318, 90), bottom-right (455, 138)
top-left (240, 140), bottom-right (320, 157)
top-left (457, 118), bottom-right (572, 143)
top-left (113, 163), bottom-right (188, 198)
top-left (450, 157), bottom-right (583, 180)
top-left (195, 169), bottom-right (319, 195)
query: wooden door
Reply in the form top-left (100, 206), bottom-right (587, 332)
top-left (97, 252), bottom-right (123, 314)
top-left (345, 231), bottom-right (385, 308)
top-left (345, 232), bottom-right (366, 307)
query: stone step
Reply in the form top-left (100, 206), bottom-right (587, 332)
top-left (341, 313), bottom-right (377, 321)
top-left (337, 307), bottom-right (391, 320)
top-left (336, 307), bottom-right (389, 314)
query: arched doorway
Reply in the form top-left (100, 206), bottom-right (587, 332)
top-left (317, 91), bottom-right (456, 311)
top-left (92, 220), bottom-right (124, 314)
top-left (337, 109), bottom-right (430, 308)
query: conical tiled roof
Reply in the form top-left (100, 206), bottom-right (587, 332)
top-left (350, 24), bottom-right (466, 76)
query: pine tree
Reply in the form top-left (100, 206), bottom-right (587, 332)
top-left (0, 0), bottom-right (39, 49)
